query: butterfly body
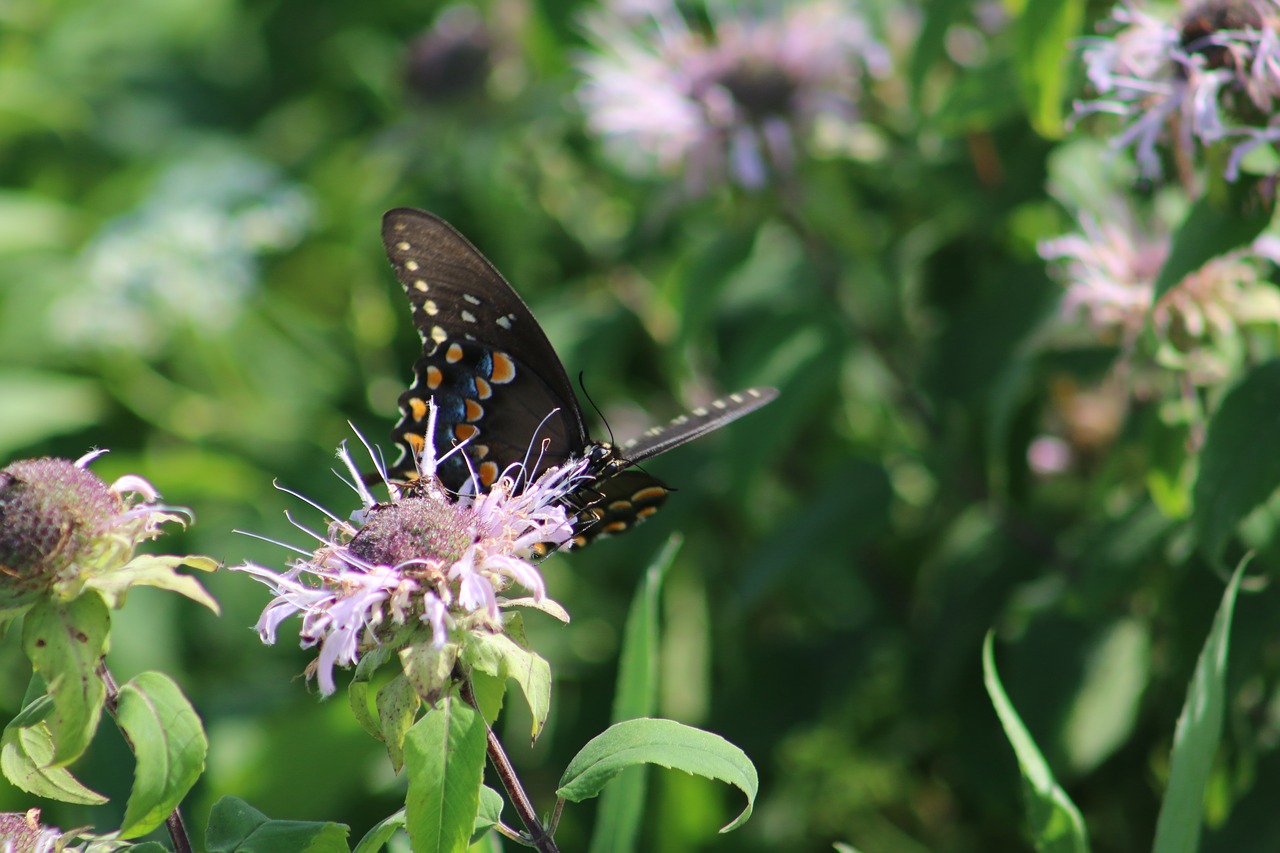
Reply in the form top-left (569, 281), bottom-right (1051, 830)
top-left (382, 207), bottom-right (776, 546)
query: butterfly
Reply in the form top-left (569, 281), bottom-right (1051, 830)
top-left (382, 207), bottom-right (777, 547)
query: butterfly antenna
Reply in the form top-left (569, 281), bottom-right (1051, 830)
top-left (577, 372), bottom-right (617, 447)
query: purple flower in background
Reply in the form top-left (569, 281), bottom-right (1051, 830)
top-left (1076, 0), bottom-right (1280, 179)
top-left (1040, 204), bottom-right (1280, 385)
top-left (576, 0), bottom-right (888, 191)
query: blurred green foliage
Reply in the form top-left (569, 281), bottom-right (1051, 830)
top-left (4, 0), bottom-right (1280, 851)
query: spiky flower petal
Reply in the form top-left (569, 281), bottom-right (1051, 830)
top-left (1075, 0), bottom-right (1280, 179)
top-left (233, 412), bottom-right (584, 696)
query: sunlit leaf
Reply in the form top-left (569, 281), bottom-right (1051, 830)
top-left (404, 689), bottom-right (486, 853)
top-left (21, 594), bottom-right (109, 766)
top-left (0, 695), bottom-right (106, 804)
top-left (558, 718), bottom-right (757, 833)
top-left (117, 671), bottom-right (208, 838)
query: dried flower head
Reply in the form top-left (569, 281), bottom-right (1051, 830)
top-left (1075, 0), bottom-right (1280, 179)
top-left (233, 408), bottom-right (586, 696)
top-left (576, 0), bottom-right (888, 191)
top-left (0, 452), bottom-right (188, 617)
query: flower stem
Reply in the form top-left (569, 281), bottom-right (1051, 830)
top-left (98, 662), bottom-right (193, 853)
top-left (460, 679), bottom-right (559, 853)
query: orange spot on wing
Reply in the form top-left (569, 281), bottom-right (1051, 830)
top-left (454, 424), bottom-right (479, 442)
top-left (474, 377), bottom-right (492, 399)
top-left (479, 462), bottom-right (499, 487)
top-left (465, 400), bottom-right (484, 422)
top-left (408, 397), bottom-right (428, 420)
top-left (425, 366), bottom-right (443, 389)
top-left (446, 343), bottom-right (464, 363)
top-left (490, 352), bottom-right (516, 384)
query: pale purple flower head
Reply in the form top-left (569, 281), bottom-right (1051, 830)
top-left (576, 0), bottom-right (889, 191)
top-left (1075, 0), bottom-right (1280, 179)
top-left (1040, 202), bottom-right (1280, 385)
top-left (233, 407), bottom-right (586, 696)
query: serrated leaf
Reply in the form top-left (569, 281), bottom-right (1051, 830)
top-left (1, 699), bottom-right (107, 804)
top-left (1192, 359), bottom-right (1280, 560)
top-left (376, 673), bottom-right (421, 773)
top-left (590, 537), bottom-right (679, 853)
top-left (87, 554), bottom-right (220, 613)
top-left (557, 718), bottom-right (757, 833)
top-left (205, 795), bottom-right (350, 852)
top-left (1153, 179), bottom-right (1273, 301)
top-left (404, 689), bottom-right (487, 853)
top-left (462, 632), bottom-right (550, 740)
top-left (1013, 0), bottom-right (1085, 138)
top-left (21, 593), bottom-right (109, 765)
top-left (117, 672), bottom-right (208, 838)
top-left (1152, 561), bottom-right (1246, 853)
top-left (983, 632), bottom-right (1090, 853)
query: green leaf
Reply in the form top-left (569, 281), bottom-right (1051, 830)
top-left (983, 632), bottom-right (1090, 853)
top-left (376, 673), bottom-right (421, 773)
top-left (0, 694), bottom-right (107, 804)
top-left (1013, 0), bottom-right (1086, 138)
top-left (205, 796), bottom-right (350, 853)
top-left (87, 554), bottom-right (220, 614)
top-left (350, 643), bottom-right (399, 739)
top-left (1193, 359), bottom-right (1280, 559)
top-left (558, 718), bottom-right (757, 833)
top-left (404, 688), bottom-right (487, 853)
top-left (352, 810), bottom-right (405, 853)
top-left (400, 638), bottom-right (459, 707)
top-left (117, 671), bottom-right (208, 839)
top-left (471, 785), bottom-right (505, 843)
top-left (1153, 179), bottom-right (1274, 301)
top-left (1152, 561), bottom-right (1246, 853)
top-left (21, 593), bottom-right (110, 765)
top-left (467, 670), bottom-right (506, 725)
top-left (461, 631), bottom-right (550, 740)
top-left (590, 537), bottom-right (679, 853)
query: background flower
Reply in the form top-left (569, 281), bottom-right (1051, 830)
top-left (576, 0), bottom-right (889, 191)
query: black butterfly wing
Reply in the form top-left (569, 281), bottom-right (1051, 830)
top-left (383, 208), bottom-right (590, 493)
top-left (567, 387), bottom-right (778, 545)
top-left (621, 387), bottom-right (778, 463)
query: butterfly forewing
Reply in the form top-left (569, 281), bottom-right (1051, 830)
top-left (383, 208), bottom-right (590, 490)
top-left (621, 387), bottom-right (779, 464)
